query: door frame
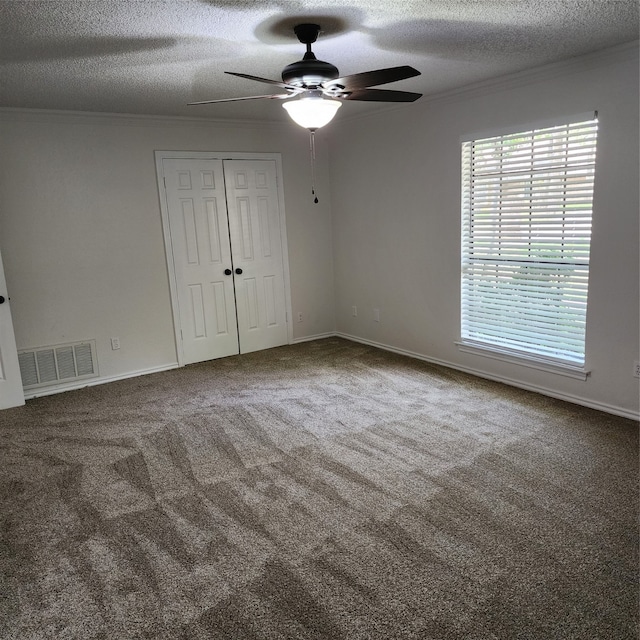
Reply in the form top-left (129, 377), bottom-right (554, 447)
top-left (155, 151), bottom-right (293, 366)
top-left (0, 247), bottom-right (25, 409)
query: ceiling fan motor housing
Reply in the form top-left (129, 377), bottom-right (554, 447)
top-left (282, 58), bottom-right (339, 88)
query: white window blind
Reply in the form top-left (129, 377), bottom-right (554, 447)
top-left (461, 117), bottom-right (598, 367)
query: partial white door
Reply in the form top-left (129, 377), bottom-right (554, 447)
top-left (224, 160), bottom-right (289, 354)
top-left (0, 249), bottom-right (25, 409)
top-left (163, 159), bottom-right (239, 364)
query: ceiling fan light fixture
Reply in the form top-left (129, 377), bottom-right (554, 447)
top-left (282, 95), bottom-right (341, 129)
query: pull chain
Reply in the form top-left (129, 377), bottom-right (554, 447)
top-left (309, 128), bottom-right (319, 204)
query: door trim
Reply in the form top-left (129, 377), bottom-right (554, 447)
top-left (155, 151), bottom-right (293, 366)
top-left (0, 248), bottom-right (25, 409)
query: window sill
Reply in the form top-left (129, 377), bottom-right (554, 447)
top-left (455, 340), bottom-right (590, 381)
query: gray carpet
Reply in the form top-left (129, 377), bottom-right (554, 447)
top-left (0, 337), bottom-right (637, 639)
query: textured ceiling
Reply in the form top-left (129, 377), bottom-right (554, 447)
top-left (0, 0), bottom-right (638, 123)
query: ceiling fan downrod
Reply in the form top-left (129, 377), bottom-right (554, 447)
top-left (282, 24), bottom-right (339, 88)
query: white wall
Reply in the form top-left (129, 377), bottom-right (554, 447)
top-left (328, 43), bottom-right (639, 418)
top-left (0, 111), bottom-right (336, 385)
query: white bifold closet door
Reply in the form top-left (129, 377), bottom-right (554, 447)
top-left (162, 158), bottom-right (288, 365)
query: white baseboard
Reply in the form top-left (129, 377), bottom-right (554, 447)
top-left (24, 362), bottom-right (180, 400)
top-left (290, 332), bottom-right (337, 345)
top-left (335, 332), bottom-right (640, 421)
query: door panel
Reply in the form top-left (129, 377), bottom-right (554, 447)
top-left (224, 160), bottom-right (288, 354)
top-left (0, 249), bottom-right (25, 409)
top-left (163, 159), bottom-right (239, 364)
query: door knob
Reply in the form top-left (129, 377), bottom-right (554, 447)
top-left (224, 269), bottom-right (232, 276)
top-left (0, 296), bottom-right (5, 304)
top-left (235, 268), bottom-right (243, 275)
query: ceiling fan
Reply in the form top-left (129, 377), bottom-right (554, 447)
top-left (189, 23), bottom-right (422, 130)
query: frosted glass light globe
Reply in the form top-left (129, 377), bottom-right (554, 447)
top-left (282, 96), bottom-right (341, 129)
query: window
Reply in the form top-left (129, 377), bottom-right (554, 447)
top-left (460, 116), bottom-right (598, 371)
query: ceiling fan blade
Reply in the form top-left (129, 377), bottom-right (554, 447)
top-left (225, 71), bottom-right (299, 91)
top-left (324, 66), bottom-right (420, 91)
top-left (188, 93), bottom-right (294, 105)
top-left (338, 88), bottom-right (423, 102)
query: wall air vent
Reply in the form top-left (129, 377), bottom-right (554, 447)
top-left (18, 340), bottom-right (98, 390)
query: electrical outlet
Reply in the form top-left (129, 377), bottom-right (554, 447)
top-left (297, 312), bottom-right (303, 322)
top-left (111, 337), bottom-right (120, 350)
top-left (352, 305), bottom-right (358, 317)
top-left (634, 361), bottom-right (640, 378)
top-left (373, 308), bottom-right (380, 322)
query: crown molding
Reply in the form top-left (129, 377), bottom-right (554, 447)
top-left (424, 40), bottom-right (639, 107)
top-left (0, 106), bottom-right (291, 130)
